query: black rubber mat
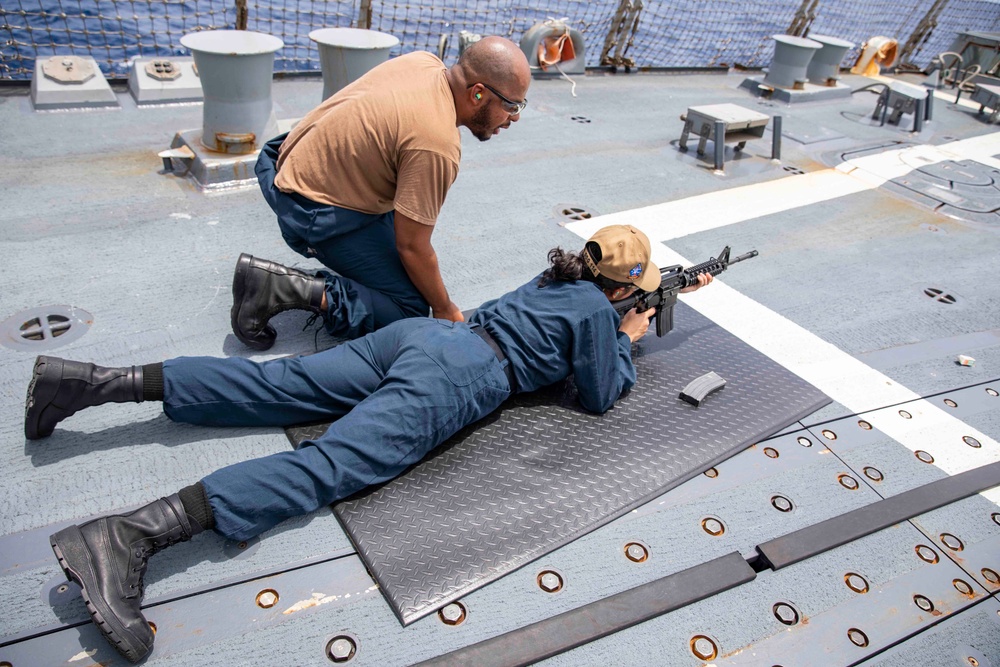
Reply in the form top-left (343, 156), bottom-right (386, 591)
top-left (286, 302), bottom-right (829, 625)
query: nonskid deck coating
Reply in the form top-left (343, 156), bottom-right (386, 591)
top-left (0, 69), bottom-right (999, 665)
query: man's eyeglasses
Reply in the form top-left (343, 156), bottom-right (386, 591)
top-left (469, 82), bottom-right (527, 115)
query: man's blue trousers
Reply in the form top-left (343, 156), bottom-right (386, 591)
top-left (162, 319), bottom-right (512, 541)
top-left (255, 135), bottom-right (429, 339)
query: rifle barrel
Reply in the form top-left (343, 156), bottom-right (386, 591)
top-left (730, 250), bottom-right (759, 264)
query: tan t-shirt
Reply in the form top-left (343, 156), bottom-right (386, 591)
top-left (275, 52), bottom-right (461, 226)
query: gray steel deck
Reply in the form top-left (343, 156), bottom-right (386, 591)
top-left (0, 67), bottom-right (999, 665)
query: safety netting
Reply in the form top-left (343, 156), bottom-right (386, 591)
top-left (1, 0), bottom-right (997, 80)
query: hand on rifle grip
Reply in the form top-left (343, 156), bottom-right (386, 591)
top-left (619, 307), bottom-right (656, 343)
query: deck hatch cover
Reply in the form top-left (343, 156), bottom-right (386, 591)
top-left (890, 159), bottom-right (1000, 223)
top-left (0, 305), bottom-right (93, 351)
top-left (287, 302), bottom-right (829, 625)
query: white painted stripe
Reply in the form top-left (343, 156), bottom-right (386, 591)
top-left (660, 245), bottom-right (1000, 474)
top-left (566, 131), bottom-right (1000, 243)
top-left (562, 137), bottom-right (1000, 503)
top-left (842, 132), bottom-right (1000, 182)
top-left (563, 170), bottom-right (871, 242)
top-left (660, 243), bottom-right (1000, 502)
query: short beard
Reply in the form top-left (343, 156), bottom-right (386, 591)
top-left (470, 104), bottom-right (494, 142)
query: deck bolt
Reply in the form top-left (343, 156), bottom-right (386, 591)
top-left (915, 544), bottom-right (939, 563)
top-left (953, 579), bottom-right (974, 596)
top-left (981, 568), bottom-right (1000, 586)
top-left (689, 635), bottom-right (718, 660)
top-left (857, 420), bottom-right (872, 430)
top-left (796, 436), bottom-right (812, 447)
top-left (238, 541), bottom-right (248, 549)
top-left (326, 636), bottom-right (356, 662)
top-left (703, 467), bottom-right (719, 478)
top-left (845, 572), bottom-right (869, 593)
top-left (838, 474), bottom-right (859, 490)
top-left (256, 589), bottom-right (279, 608)
top-left (847, 628), bottom-right (869, 647)
top-left (968, 658), bottom-right (980, 667)
top-left (913, 594), bottom-right (934, 612)
top-left (770, 495), bottom-right (793, 512)
top-left (940, 533), bottom-right (964, 551)
top-left (772, 602), bottom-right (799, 625)
top-left (701, 517), bottom-right (725, 536)
top-left (625, 543), bottom-right (649, 562)
top-left (963, 436), bottom-right (981, 448)
top-left (538, 570), bottom-right (563, 592)
top-left (148, 621), bottom-right (157, 634)
top-left (986, 388), bottom-right (998, 397)
top-left (863, 466), bottom-right (883, 482)
top-left (915, 450), bottom-right (935, 464)
top-left (821, 429), bottom-right (837, 440)
top-left (439, 602), bottom-right (467, 625)
top-left (763, 447), bottom-right (779, 458)
top-left (899, 409), bottom-right (912, 419)
top-left (944, 398), bottom-right (958, 408)
top-left (993, 513), bottom-right (1000, 526)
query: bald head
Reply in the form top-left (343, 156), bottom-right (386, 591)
top-left (447, 36), bottom-right (531, 141)
top-left (456, 36), bottom-right (530, 92)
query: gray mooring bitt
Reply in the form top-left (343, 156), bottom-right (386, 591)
top-left (309, 27), bottom-right (399, 101)
top-left (805, 35), bottom-right (855, 86)
top-left (763, 35), bottom-right (822, 89)
top-left (179, 29), bottom-right (283, 155)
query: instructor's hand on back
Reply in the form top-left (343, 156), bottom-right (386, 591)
top-left (433, 302), bottom-right (466, 323)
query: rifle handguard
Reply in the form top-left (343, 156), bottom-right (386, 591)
top-left (612, 246), bottom-right (758, 338)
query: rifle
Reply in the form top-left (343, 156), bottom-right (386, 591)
top-left (612, 246), bottom-right (758, 337)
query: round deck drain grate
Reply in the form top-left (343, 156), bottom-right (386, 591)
top-left (1, 306), bottom-right (93, 351)
top-left (923, 288), bottom-right (958, 304)
top-left (553, 204), bottom-right (598, 222)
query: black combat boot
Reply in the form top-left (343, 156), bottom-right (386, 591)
top-left (25, 356), bottom-right (145, 440)
top-left (50, 494), bottom-right (201, 664)
top-left (231, 253), bottom-right (326, 350)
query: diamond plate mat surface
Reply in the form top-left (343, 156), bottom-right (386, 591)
top-left (286, 302), bottom-right (830, 625)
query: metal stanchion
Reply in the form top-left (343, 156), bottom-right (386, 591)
top-left (771, 115), bottom-right (782, 160)
top-left (713, 119), bottom-right (725, 172)
top-left (914, 98), bottom-right (925, 132)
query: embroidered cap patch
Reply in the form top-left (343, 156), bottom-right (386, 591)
top-left (629, 263), bottom-right (642, 279)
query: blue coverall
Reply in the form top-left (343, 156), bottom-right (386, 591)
top-left (164, 276), bottom-right (637, 541)
top-left (255, 135), bottom-right (429, 339)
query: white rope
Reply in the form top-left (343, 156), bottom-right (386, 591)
top-left (553, 61), bottom-right (578, 97)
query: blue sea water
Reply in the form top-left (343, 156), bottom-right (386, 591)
top-left (1, 0), bottom-right (998, 80)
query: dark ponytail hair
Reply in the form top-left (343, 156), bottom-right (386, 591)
top-left (538, 247), bottom-right (586, 287)
top-left (538, 242), bottom-right (631, 290)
